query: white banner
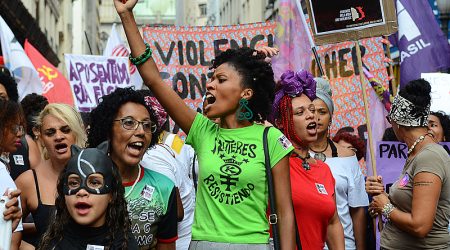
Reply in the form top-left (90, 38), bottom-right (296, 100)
top-left (0, 15), bottom-right (42, 100)
top-left (421, 73), bottom-right (450, 115)
top-left (65, 54), bottom-right (131, 111)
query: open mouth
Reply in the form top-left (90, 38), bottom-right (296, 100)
top-left (205, 92), bottom-right (216, 105)
top-left (75, 202), bottom-right (92, 215)
top-left (55, 143), bottom-right (68, 153)
top-left (128, 141), bottom-right (144, 153)
top-left (306, 122), bottom-right (317, 132)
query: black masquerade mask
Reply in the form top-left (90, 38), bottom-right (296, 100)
top-left (63, 141), bottom-right (114, 195)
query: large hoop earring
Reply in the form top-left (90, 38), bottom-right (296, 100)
top-left (237, 98), bottom-right (253, 121)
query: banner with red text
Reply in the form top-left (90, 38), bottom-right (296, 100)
top-left (143, 22), bottom-right (276, 135)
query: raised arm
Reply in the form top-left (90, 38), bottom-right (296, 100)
top-left (114, 0), bottom-right (196, 134)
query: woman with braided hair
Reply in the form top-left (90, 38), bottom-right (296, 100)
top-left (114, 1), bottom-right (295, 249)
top-left (270, 69), bottom-right (344, 250)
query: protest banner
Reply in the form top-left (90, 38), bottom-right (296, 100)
top-left (142, 22), bottom-right (276, 136)
top-left (64, 54), bottom-right (131, 112)
top-left (25, 40), bottom-right (74, 106)
top-left (304, 0), bottom-right (397, 45)
top-left (421, 73), bottom-right (450, 115)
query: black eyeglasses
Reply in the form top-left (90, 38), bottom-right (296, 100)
top-left (114, 117), bottom-right (157, 133)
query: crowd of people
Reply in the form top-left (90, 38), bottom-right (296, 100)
top-left (1, 0), bottom-right (450, 249)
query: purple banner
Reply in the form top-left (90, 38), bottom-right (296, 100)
top-left (394, 0), bottom-right (450, 87)
top-left (374, 141), bottom-right (450, 192)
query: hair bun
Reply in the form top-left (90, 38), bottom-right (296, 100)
top-left (399, 79), bottom-right (431, 108)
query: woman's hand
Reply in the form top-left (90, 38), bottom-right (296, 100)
top-left (368, 193), bottom-right (389, 218)
top-left (113, 0), bottom-right (138, 15)
top-left (3, 189), bottom-right (22, 231)
top-left (365, 175), bottom-right (384, 196)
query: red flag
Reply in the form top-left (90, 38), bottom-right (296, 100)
top-left (24, 40), bottom-right (74, 106)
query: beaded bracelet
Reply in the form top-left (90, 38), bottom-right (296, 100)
top-left (381, 203), bottom-right (395, 220)
top-left (129, 43), bottom-right (152, 65)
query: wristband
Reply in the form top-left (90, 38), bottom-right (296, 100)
top-left (129, 43), bottom-right (152, 65)
top-left (382, 202), bottom-right (395, 220)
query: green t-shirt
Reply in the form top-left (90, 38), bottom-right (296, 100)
top-left (124, 167), bottom-right (178, 249)
top-left (186, 114), bottom-right (294, 243)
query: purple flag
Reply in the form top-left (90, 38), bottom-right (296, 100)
top-left (394, 0), bottom-right (450, 87)
top-left (272, 0), bottom-right (312, 80)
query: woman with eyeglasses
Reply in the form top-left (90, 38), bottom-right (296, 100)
top-left (87, 87), bottom-right (178, 249)
top-left (0, 99), bottom-right (25, 250)
top-left (366, 79), bottom-right (450, 250)
top-left (307, 77), bottom-right (368, 250)
top-left (15, 103), bottom-right (87, 248)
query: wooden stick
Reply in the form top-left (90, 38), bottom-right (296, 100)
top-left (355, 40), bottom-right (384, 232)
top-left (354, 40), bottom-right (377, 176)
top-left (383, 36), bottom-right (397, 96)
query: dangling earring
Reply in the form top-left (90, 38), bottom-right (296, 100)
top-left (237, 98), bottom-right (253, 121)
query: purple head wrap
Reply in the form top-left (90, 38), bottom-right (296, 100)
top-left (269, 69), bottom-right (316, 122)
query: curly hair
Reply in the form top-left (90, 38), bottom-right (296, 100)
top-left (0, 71), bottom-right (19, 102)
top-left (87, 87), bottom-right (161, 148)
top-left (333, 132), bottom-right (366, 160)
top-left (20, 93), bottom-right (49, 137)
top-left (211, 48), bottom-right (275, 123)
top-left (37, 159), bottom-right (131, 249)
top-left (398, 79), bottom-right (431, 109)
top-left (430, 111), bottom-right (450, 142)
top-left (0, 99), bottom-right (25, 148)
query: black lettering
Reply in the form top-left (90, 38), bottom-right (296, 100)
top-left (154, 41), bottom-right (175, 66)
top-left (204, 174), bottom-right (215, 184)
top-left (379, 143), bottom-right (390, 158)
top-left (186, 41), bottom-right (198, 66)
top-left (248, 144), bottom-right (257, 158)
top-left (233, 193), bottom-right (241, 204)
top-left (387, 145), bottom-right (398, 159)
top-left (177, 41), bottom-right (184, 65)
top-left (189, 73), bottom-right (206, 100)
top-left (268, 34), bottom-right (274, 47)
top-left (250, 34), bottom-right (264, 48)
top-left (172, 72), bottom-right (188, 99)
top-left (230, 39), bottom-right (240, 50)
top-left (325, 51), bottom-right (338, 79)
top-left (398, 143), bottom-right (408, 158)
top-left (351, 45), bottom-right (366, 75)
top-left (338, 48), bottom-right (353, 77)
top-left (199, 41), bottom-right (212, 66)
top-left (214, 39), bottom-right (228, 57)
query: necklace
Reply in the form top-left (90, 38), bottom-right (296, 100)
top-left (124, 166), bottom-right (142, 198)
top-left (407, 133), bottom-right (432, 155)
top-left (297, 153), bottom-right (311, 171)
top-left (310, 140), bottom-right (329, 162)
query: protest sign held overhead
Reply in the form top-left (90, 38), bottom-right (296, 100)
top-left (305, 0), bottom-right (397, 45)
top-left (64, 54), bottom-right (131, 111)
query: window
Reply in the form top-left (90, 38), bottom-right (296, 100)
top-left (199, 3), bottom-right (207, 17)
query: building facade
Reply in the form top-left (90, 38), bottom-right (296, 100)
top-left (72, 0), bottom-right (102, 55)
top-left (99, 0), bottom-right (177, 53)
top-left (0, 0), bottom-right (65, 66)
top-left (218, 0), bottom-right (266, 25)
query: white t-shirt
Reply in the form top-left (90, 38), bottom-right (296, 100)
top-left (310, 154), bottom-right (369, 250)
top-left (0, 161), bottom-right (23, 232)
top-left (141, 143), bottom-right (195, 250)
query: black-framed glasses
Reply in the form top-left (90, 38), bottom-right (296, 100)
top-left (114, 117), bottom-right (156, 133)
